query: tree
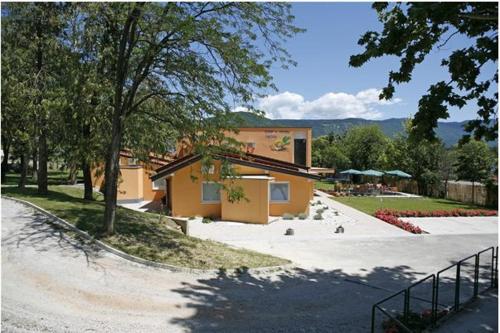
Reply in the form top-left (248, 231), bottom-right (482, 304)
top-left (312, 134), bottom-right (350, 170)
top-left (2, 3), bottom-right (67, 193)
top-left (455, 140), bottom-right (494, 203)
top-left (350, 2), bottom-right (498, 142)
top-left (74, 3), bottom-right (302, 234)
top-left (342, 125), bottom-right (389, 170)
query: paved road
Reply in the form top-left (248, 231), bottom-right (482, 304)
top-left (405, 216), bottom-right (498, 235)
top-left (1, 198), bottom-right (497, 332)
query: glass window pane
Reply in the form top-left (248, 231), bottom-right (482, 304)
top-left (270, 183), bottom-right (289, 202)
top-left (202, 183), bottom-right (220, 202)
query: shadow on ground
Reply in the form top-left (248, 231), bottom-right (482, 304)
top-left (168, 259), bottom-right (496, 332)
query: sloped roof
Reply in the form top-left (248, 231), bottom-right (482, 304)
top-left (150, 152), bottom-right (320, 181)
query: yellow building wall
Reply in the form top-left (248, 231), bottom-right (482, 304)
top-left (117, 166), bottom-right (143, 201)
top-left (170, 160), bottom-right (222, 218)
top-left (143, 165), bottom-right (166, 201)
top-left (268, 172), bottom-right (312, 216)
top-left (221, 178), bottom-right (270, 224)
top-left (91, 156), bottom-right (166, 202)
top-left (169, 160), bottom-right (312, 221)
top-left (227, 127), bottom-right (312, 167)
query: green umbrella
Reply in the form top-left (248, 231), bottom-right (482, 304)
top-left (385, 170), bottom-right (412, 178)
top-left (340, 169), bottom-right (362, 175)
top-left (360, 169), bottom-right (384, 177)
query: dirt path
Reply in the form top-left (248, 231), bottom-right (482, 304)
top-left (1, 198), bottom-right (497, 332)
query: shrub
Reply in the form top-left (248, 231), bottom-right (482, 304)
top-left (316, 200), bottom-right (322, 205)
top-left (313, 213), bottom-right (323, 220)
top-left (282, 213), bottom-right (294, 220)
top-left (202, 217), bottom-right (213, 224)
top-left (322, 205), bottom-right (329, 210)
top-left (374, 211), bottom-right (422, 234)
top-left (316, 208), bottom-right (324, 214)
top-left (188, 216), bottom-right (196, 220)
top-left (298, 213), bottom-right (308, 220)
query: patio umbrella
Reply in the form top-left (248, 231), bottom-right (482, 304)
top-left (340, 169), bottom-right (362, 175)
top-left (360, 169), bottom-right (385, 177)
top-left (385, 170), bottom-right (412, 178)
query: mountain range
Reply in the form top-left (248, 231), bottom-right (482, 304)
top-left (231, 112), bottom-right (477, 147)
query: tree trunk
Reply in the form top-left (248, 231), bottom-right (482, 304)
top-left (37, 127), bottom-right (48, 194)
top-left (32, 148), bottom-right (38, 181)
top-left (18, 150), bottom-right (28, 189)
top-left (67, 164), bottom-right (78, 185)
top-left (35, 21), bottom-right (48, 195)
top-left (103, 112), bottom-right (123, 234)
top-left (1, 140), bottom-right (11, 183)
top-left (83, 160), bottom-right (93, 201)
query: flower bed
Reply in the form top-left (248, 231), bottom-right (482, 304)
top-left (374, 211), bottom-right (423, 234)
top-left (374, 208), bottom-right (498, 235)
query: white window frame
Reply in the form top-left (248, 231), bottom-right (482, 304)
top-left (152, 178), bottom-right (166, 191)
top-left (201, 181), bottom-right (221, 204)
top-left (269, 181), bottom-right (290, 203)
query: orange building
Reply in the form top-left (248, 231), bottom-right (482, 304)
top-left (91, 150), bottom-right (171, 205)
top-left (93, 127), bottom-right (319, 223)
top-left (151, 152), bottom-right (318, 224)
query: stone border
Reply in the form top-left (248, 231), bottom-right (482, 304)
top-left (3, 196), bottom-right (292, 275)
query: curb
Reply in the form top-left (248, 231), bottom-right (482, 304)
top-left (3, 195), bottom-right (293, 275)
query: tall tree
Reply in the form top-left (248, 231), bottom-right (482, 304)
top-left (76, 3), bottom-right (302, 234)
top-left (350, 2), bottom-right (498, 142)
top-left (2, 3), bottom-right (66, 193)
top-left (342, 125), bottom-right (389, 170)
top-left (455, 140), bottom-right (494, 203)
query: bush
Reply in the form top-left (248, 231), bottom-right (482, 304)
top-left (322, 205), bottom-right (329, 210)
top-left (316, 208), bottom-right (324, 214)
top-left (313, 213), bottom-right (323, 220)
top-left (316, 200), bottom-right (322, 205)
top-left (202, 217), bottom-right (213, 224)
top-left (298, 213), bottom-right (308, 220)
top-left (188, 216), bottom-right (196, 220)
top-left (282, 213), bottom-right (294, 220)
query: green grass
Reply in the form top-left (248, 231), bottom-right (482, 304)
top-left (2, 185), bottom-right (289, 270)
top-left (332, 196), bottom-right (484, 216)
top-left (2, 170), bottom-right (83, 186)
top-left (314, 180), bottom-right (336, 191)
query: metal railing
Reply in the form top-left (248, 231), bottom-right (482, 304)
top-left (371, 246), bottom-right (498, 333)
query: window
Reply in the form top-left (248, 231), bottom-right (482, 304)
top-left (202, 182), bottom-right (220, 203)
top-left (152, 178), bottom-right (166, 190)
top-left (270, 182), bottom-right (289, 202)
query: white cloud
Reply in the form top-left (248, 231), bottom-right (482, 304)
top-left (252, 89), bottom-right (402, 120)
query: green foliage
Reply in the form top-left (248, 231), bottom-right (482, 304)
top-left (297, 213), bottom-right (308, 220)
top-left (350, 2), bottom-right (498, 142)
top-left (282, 213), bottom-right (294, 220)
top-left (455, 140), bottom-right (494, 184)
top-left (343, 125), bottom-right (390, 170)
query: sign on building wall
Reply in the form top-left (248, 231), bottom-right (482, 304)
top-left (265, 130), bottom-right (291, 152)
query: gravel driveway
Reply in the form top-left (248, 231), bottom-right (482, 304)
top-left (2, 198), bottom-right (497, 332)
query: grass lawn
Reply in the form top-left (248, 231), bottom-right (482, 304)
top-left (314, 180), bottom-right (336, 191)
top-left (2, 171), bottom-right (83, 186)
top-left (332, 196), bottom-right (484, 216)
top-left (2, 186), bottom-right (289, 269)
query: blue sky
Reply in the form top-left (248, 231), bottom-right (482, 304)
top-left (250, 3), bottom-right (497, 122)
